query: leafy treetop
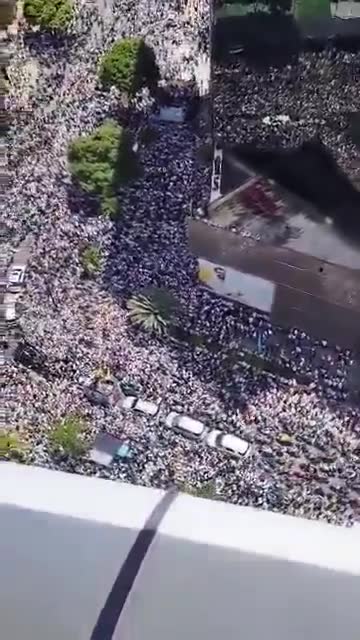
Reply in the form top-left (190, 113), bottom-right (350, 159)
top-left (0, 430), bottom-right (26, 460)
top-left (99, 37), bottom-right (159, 96)
top-left (68, 119), bottom-right (139, 218)
top-left (23, 0), bottom-right (73, 31)
top-left (80, 244), bottom-right (102, 277)
top-left (49, 416), bottom-right (86, 457)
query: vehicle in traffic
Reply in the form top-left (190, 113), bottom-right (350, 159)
top-left (165, 412), bottom-right (206, 440)
top-left (276, 433), bottom-right (293, 446)
top-left (121, 396), bottom-right (160, 417)
top-left (206, 430), bottom-right (251, 459)
top-left (8, 265), bottom-right (26, 289)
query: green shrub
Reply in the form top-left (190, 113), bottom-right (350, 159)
top-left (49, 416), bottom-right (86, 457)
top-left (68, 120), bottom-right (139, 217)
top-left (294, 0), bottom-right (330, 19)
top-left (0, 430), bottom-right (26, 460)
top-left (99, 38), bottom-right (159, 96)
top-left (80, 245), bottom-right (102, 277)
top-left (180, 481), bottom-right (218, 499)
top-left (24, 0), bottom-right (73, 31)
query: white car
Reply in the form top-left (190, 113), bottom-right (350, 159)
top-left (8, 266), bottom-right (26, 288)
top-left (121, 396), bottom-right (159, 417)
top-left (165, 412), bottom-right (206, 440)
top-left (206, 430), bottom-right (251, 459)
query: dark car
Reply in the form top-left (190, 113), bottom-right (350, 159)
top-left (14, 342), bottom-right (52, 378)
top-left (84, 376), bottom-right (124, 408)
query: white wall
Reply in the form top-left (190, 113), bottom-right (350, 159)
top-left (198, 257), bottom-right (275, 312)
top-left (116, 498), bottom-right (360, 640)
top-left (0, 464), bottom-right (160, 640)
top-left (1, 465), bottom-right (360, 640)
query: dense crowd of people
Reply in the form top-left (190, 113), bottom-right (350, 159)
top-left (2, 0), bottom-right (360, 527)
top-left (213, 49), bottom-right (360, 181)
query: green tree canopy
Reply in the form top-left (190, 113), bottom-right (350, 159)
top-left (179, 480), bottom-right (219, 500)
top-left (294, 0), bottom-right (330, 19)
top-left (0, 430), bottom-right (26, 461)
top-left (49, 416), bottom-right (86, 457)
top-left (80, 244), bottom-right (102, 277)
top-left (68, 119), bottom-right (139, 217)
top-left (99, 37), bottom-right (159, 96)
top-left (23, 0), bottom-right (73, 31)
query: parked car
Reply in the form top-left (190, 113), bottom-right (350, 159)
top-left (165, 412), bottom-right (206, 440)
top-left (8, 265), bottom-right (26, 288)
top-left (14, 342), bottom-right (52, 378)
top-left (121, 396), bottom-right (160, 417)
top-left (206, 430), bottom-right (251, 459)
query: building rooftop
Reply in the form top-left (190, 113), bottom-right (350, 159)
top-left (194, 154), bottom-right (360, 347)
top-left (209, 182), bottom-right (360, 271)
top-left (189, 209), bottom-right (360, 347)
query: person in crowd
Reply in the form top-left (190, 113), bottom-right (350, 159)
top-left (3, 0), bottom-right (359, 528)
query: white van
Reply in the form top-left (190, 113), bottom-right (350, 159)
top-left (121, 397), bottom-right (160, 417)
top-left (206, 430), bottom-right (251, 459)
top-left (165, 412), bottom-right (206, 440)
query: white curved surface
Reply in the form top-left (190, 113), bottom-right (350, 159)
top-left (0, 463), bottom-right (359, 640)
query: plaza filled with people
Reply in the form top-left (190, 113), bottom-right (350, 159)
top-left (2, 0), bottom-right (360, 527)
top-left (213, 48), bottom-right (360, 182)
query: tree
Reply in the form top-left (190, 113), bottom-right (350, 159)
top-left (80, 244), bottom-right (102, 277)
top-left (99, 38), bottom-right (159, 96)
top-left (49, 416), bottom-right (86, 457)
top-left (0, 430), bottom-right (26, 460)
top-left (23, 0), bottom-right (73, 31)
top-left (68, 120), bottom-right (139, 218)
top-left (180, 480), bottom-right (219, 500)
top-left (127, 287), bottom-right (180, 336)
top-left (294, 0), bottom-right (330, 19)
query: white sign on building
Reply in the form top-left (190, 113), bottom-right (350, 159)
top-left (198, 258), bottom-right (275, 313)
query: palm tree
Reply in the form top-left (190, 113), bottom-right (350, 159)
top-left (127, 287), bottom-right (179, 335)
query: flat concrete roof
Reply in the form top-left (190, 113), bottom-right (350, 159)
top-left (209, 177), bottom-right (360, 271)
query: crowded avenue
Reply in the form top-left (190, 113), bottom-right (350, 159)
top-left (2, 0), bottom-right (360, 527)
top-left (213, 49), bottom-right (360, 182)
